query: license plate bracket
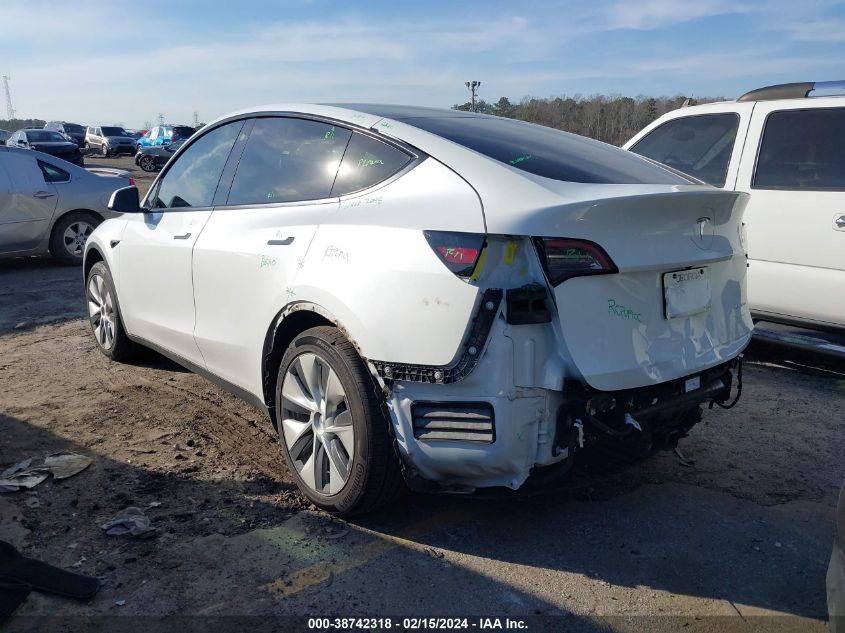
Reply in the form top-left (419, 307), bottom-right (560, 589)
top-left (663, 267), bottom-right (711, 319)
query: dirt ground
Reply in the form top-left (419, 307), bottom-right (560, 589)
top-left (1, 175), bottom-right (844, 631)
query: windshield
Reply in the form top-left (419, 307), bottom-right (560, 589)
top-left (64, 124), bottom-right (85, 134)
top-left (403, 115), bottom-right (687, 185)
top-left (26, 131), bottom-right (67, 143)
top-left (101, 127), bottom-right (128, 137)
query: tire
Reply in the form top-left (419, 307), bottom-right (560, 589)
top-left (86, 261), bottom-right (138, 362)
top-left (275, 326), bottom-right (404, 516)
top-left (139, 155), bottom-right (157, 172)
top-left (102, 145), bottom-right (110, 158)
top-left (49, 211), bottom-right (100, 266)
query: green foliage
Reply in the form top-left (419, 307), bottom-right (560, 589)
top-left (452, 93), bottom-right (724, 146)
top-left (0, 118), bottom-right (46, 132)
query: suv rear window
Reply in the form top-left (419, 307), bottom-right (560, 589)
top-left (403, 116), bottom-right (685, 185)
top-left (753, 108), bottom-right (845, 191)
top-left (629, 113), bottom-right (739, 187)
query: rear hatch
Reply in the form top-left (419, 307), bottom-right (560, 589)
top-left (533, 187), bottom-right (752, 391)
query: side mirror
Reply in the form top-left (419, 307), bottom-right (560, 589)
top-left (108, 186), bottom-right (143, 213)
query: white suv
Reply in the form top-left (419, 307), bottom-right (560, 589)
top-left (84, 104), bottom-right (751, 515)
top-left (625, 81), bottom-right (845, 333)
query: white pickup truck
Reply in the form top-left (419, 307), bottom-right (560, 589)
top-left (625, 81), bottom-right (845, 334)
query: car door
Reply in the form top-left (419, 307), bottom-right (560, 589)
top-left (735, 100), bottom-right (845, 328)
top-left (192, 116), bottom-right (354, 396)
top-left (117, 120), bottom-right (245, 364)
top-left (0, 152), bottom-right (58, 252)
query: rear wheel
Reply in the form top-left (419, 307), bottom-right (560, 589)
top-left (275, 326), bottom-right (404, 515)
top-left (49, 212), bottom-right (99, 265)
top-left (86, 261), bottom-right (138, 361)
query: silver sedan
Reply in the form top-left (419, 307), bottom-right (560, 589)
top-left (0, 145), bottom-right (130, 264)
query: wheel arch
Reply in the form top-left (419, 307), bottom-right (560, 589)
top-left (261, 302), bottom-right (374, 427)
top-left (51, 208), bottom-right (105, 236)
top-left (83, 244), bottom-right (105, 280)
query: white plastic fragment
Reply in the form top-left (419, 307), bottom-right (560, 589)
top-left (44, 453), bottom-right (92, 480)
top-left (624, 413), bottom-right (642, 432)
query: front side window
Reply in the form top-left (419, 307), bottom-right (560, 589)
top-left (629, 113), bottom-right (739, 187)
top-left (753, 108), bottom-right (845, 191)
top-left (226, 117), bottom-right (351, 206)
top-left (152, 120), bottom-right (243, 209)
top-left (331, 132), bottom-right (412, 196)
top-left (38, 160), bottom-right (70, 183)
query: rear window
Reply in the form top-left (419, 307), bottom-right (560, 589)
top-left (172, 126), bottom-right (196, 140)
top-left (331, 132), bottom-right (411, 196)
top-left (753, 108), bottom-right (845, 191)
top-left (402, 116), bottom-right (685, 185)
top-left (629, 113), bottom-right (739, 187)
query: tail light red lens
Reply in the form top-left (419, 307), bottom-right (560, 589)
top-left (534, 237), bottom-right (617, 286)
top-left (128, 178), bottom-right (136, 186)
top-left (424, 230), bottom-right (486, 278)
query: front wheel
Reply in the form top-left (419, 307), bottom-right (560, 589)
top-left (139, 155), bottom-right (157, 172)
top-left (275, 326), bottom-right (404, 515)
top-left (86, 262), bottom-right (138, 361)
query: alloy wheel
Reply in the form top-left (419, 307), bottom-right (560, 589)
top-left (280, 352), bottom-right (354, 495)
top-left (87, 273), bottom-right (115, 350)
top-left (63, 221), bottom-right (93, 258)
top-left (140, 155), bottom-right (156, 172)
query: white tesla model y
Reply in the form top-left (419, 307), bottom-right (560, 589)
top-left (84, 104), bottom-right (752, 515)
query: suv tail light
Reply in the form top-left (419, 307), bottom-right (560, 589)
top-left (534, 237), bottom-right (617, 286)
top-left (128, 178), bottom-right (136, 186)
top-left (424, 230), bottom-right (485, 278)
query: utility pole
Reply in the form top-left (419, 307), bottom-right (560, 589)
top-left (2, 75), bottom-right (15, 120)
top-left (193, 111), bottom-right (199, 127)
top-left (465, 80), bottom-right (481, 112)
top-left (158, 112), bottom-right (165, 125)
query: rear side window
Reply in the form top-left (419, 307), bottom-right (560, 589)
top-left (152, 120), bottom-right (243, 209)
top-left (38, 160), bottom-right (70, 183)
top-left (753, 108), bottom-right (845, 191)
top-left (404, 116), bottom-right (685, 185)
top-left (630, 114), bottom-right (739, 187)
top-left (331, 132), bottom-right (411, 196)
top-left (226, 117), bottom-right (351, 205)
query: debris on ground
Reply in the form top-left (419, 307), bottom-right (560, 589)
top-left (673, 447), bottom-right (694, 467)
top-left (43, 453), bottom-right (92, 480)
top-left (101, 507), bottom-right (156, 538)
top-left (0, 452), bottom-right (92, 492)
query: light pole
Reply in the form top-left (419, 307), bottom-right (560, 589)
top-left (465, 80), bottom-right (481, 112)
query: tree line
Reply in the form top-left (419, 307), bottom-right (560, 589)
top-left (453, 94), bottom-right (725, 146)
top-left (0, 118), bottom-right (46, 132)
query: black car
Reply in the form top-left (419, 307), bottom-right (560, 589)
top-left (6, 129), bottom-right (84, 166)
top-left (134, 140), bottom-right (183, 172)
top-left (44, 121), bottom-right (87, 147)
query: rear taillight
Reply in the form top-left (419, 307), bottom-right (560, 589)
top-left (534, 237), bottom-right (617, 286)
top-left (128, 178), bottom-right (136, 186)
top-left (424, 230), bottom-right (485, 278)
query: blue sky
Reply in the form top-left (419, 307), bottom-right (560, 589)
top-left (1, 0), bottom-right (843, 127)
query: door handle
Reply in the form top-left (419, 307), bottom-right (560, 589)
top-left (33, 191), bottom-right (55, 199)
top-left (267, 237), bottom-right (294, 246)
top-left (835, 215), bottom-right (845, 229)
top-left (173, 232), bottom-right (192, 240)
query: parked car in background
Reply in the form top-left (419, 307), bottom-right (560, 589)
top-left (0, 145), bottom-right (133, 264)
top-left (135, 125), bottom-right (195, 150)
top-left (44, 121), bottom-right (87, 147)
top-left (134, 141), bottom-right (183, 172)
top-left (625, 80), bottom-right (845, 333)
top-left (85, 126), bottom-right (137, 157)
top-left (6, 129), bottom-right (84, 166)
top-left (0, 129), bottom-right (10, 145)
top-left (85, 104), bottom-right (750, 515)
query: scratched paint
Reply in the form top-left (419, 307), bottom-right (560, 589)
top-left (259, 255), bottom-right (277, 269)
top-left (342, 196), bottom-right (383, 209)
